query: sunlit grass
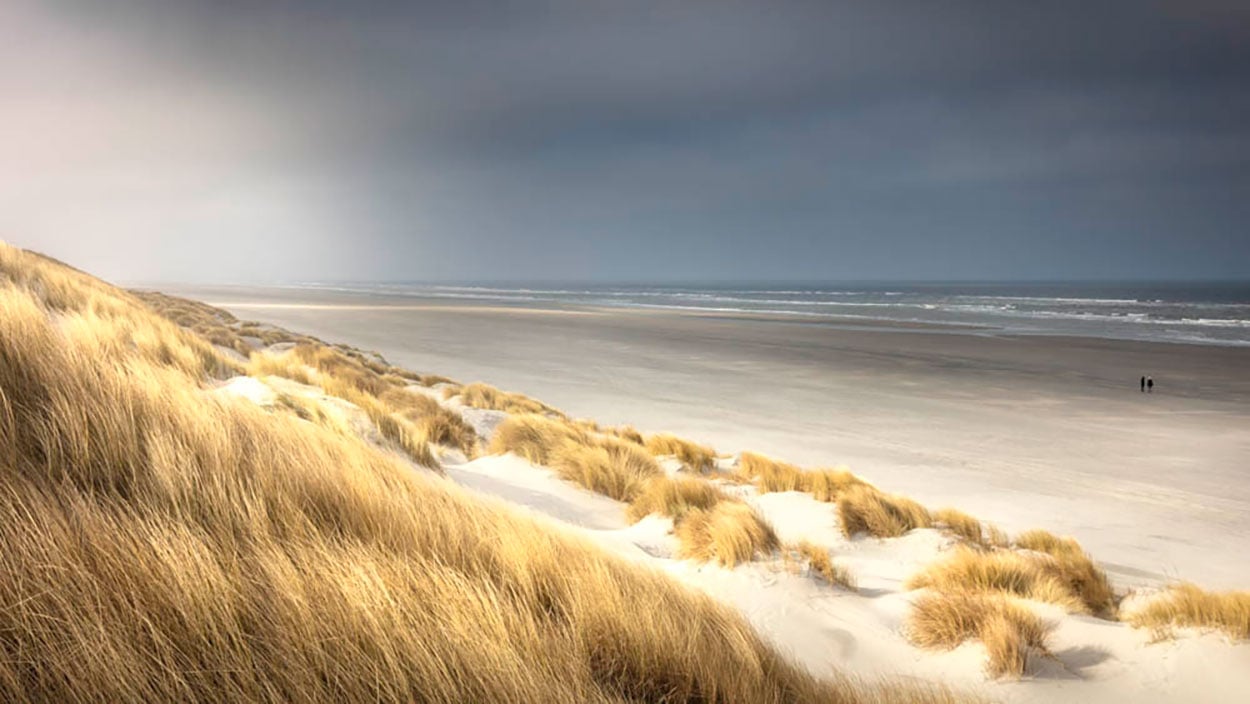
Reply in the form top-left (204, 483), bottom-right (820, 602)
top-left (1125, 583), bottom-right (1250, 641)
top-left (645, 433), bottom-right (718, 473)
top-left (907, 592), bottom-right (1053, 678)
top-left (837, 484), bottom-right (932, 538)
top-left (627, 474), bottom-right (729, 523)
top-left (675, 502), bottom-right (780, 567)
top-left (0, 241), bottom-right (975, 704)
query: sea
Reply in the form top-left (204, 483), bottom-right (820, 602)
top-left (291, 281), bottom-right (1250, 347)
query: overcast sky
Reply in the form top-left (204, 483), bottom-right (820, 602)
top-left (2, 1), bottom-right (1248, 283)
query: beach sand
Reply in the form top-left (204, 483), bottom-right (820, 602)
top-left (165, 284), bottom-right (1250, 590)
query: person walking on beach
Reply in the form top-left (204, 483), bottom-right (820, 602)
top-left (1147, 376), bottom-right (1154, 393)
top-left (1140, 375), bottom-right (1146, 392)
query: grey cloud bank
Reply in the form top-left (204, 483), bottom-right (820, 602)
top-left (2, 1), bottom-right (1248, 283)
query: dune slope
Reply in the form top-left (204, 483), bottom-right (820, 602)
top-left (0, 243), bottom-right (970, 703)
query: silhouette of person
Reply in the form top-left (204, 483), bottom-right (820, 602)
top-left (1140, 375), bottom-right (1146, 392)
top-left (1147, 376), bottom-right (1154, 393)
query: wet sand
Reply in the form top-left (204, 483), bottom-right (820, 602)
top-left (164, 284), bottom-right (1250, 589)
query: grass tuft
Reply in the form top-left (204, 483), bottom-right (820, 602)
top-left (490, 415), bottom-right (660, 502)
top-left (459, 382), bottom-right (565, 417)
top-left (905, 546), bottom-right (1117, 616)
top-left (488, 414), bottom-right (589, 466)
top-left (627, 475), bottom-right (728, 523)
top-left (793, 541), bottom-right (857, 591)
top-left (1014, 530), bottom-right (1116, 618)
top-left (907, 592), bottom-right (1053, 678)
top-left (837, 484), bottom-right (932, 538)
top-left (675, 503), bottom-right (780, 567)
top-left (740, 452), bottom-right (866, 502)
top-left (933, 508), bottom-right (1007, 549)
top-left (549, 437), bottom-right (660, 502)
top-left (1125, 583), bottom-right (1250, 641)
top-left (645, 433), bottom-right (718, 473)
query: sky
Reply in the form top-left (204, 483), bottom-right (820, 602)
top-left (2, 0), bottom-right (1248, 284)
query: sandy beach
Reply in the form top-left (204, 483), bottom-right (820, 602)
top-left (163, 284), bottom-right (1250, 591)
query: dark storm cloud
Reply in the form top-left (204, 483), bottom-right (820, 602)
top-left (3, 0), bottom-right (1249, 281)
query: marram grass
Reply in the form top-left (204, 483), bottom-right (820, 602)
top-left (0, 241), bottom-right (973, 703)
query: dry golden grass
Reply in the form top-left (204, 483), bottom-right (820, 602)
top-left (609, 424), bottom-right (646, 445)
top-left (317, 376), bottom-right (440, 468)
top-left (488, 413), bottom-right (589, 465)
top-left (243, 346), bottom-right (481, 466)
top-left (1125, 583), bottom-right (1250, 641)
top-left (908, 592), bottom-right (1053, 678)
top-left (740, 451), bottom-right (806, 490)
top-left (549, 437), bottom-right (661, 502)
top-left (459, 381), bottom-right (565, 417)
top-left (740, 452), bottom-right (865, 502)
top-left (985, 524), bottom-right (1010, 549)
top-left (385, 390), bottom-right (479, 456)
top-left (646, 433), bottom-right (718, 473)
top-left (574, 419), bottom-right (647, 446)
top-left (273, 391), bottom-right (353, 436)
top-left (794, 541), bottom-right (857, 591)
top-left (249, 349), bottom-right (317, 384)
top-left (905, 546), bottom-right (1118, 616)
top-left (291, 342), bottom-right (397, 396)
top-left (676, 503), bottom-right (781, 567)
top-left (932, 508), bottom-right (1008, 549)
top-left (139, 291), bottom-right (464, 465)
top-left (134, 289), bottom-right (309, 357)
top-left (933, 508), bottom-right (984, 544)
top-left (803, 468), bottom-right (866, 501)
top-left (0, 242), bottom-right (974, 704)
top-left (490, 414), bottom-right (660, 502)
top-left (837, 484), bottom-right (932, 538)
top-left (627, 475), bottom-right (730, 523)
top-left (1013, 530), bottom-right (1116, 618)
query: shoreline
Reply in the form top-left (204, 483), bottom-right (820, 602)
top-left (147, 281), bottom-right (1250, 348)
top-left (137, 281), bottom-right (1250, 349)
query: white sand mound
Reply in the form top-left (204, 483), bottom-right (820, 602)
top-left (441, 451), bottom-right (1250, 703)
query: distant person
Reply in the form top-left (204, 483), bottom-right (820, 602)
top-left (1140, 375), bottom-right (1146, 392)
top-left (1147, 376), bottom-right (1154, 393)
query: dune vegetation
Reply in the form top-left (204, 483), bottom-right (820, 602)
top-left (907, 592), bottom-right (1054, 678)
top-left (487, 413), bottom-right (661, 501)
top-left (1012, 530), bottom-right (1117, 617)
top-left (675, 502), bottom-right (781, 567)
top-left (792, 541), bottom-right (857, 592)
top-left (933, 508), bottom-right (1009, 549)
top-left (549, 436), bottom-right (661, 502)
top-left (454, 381), bottom-right (565, 417)
top-left (626, 474), bottom-right (730, 523)
top-left (905, 545), bottom-right (1115, 618)
top-left (837, 484), bottom-right (933, 539)
top-left (132, 289), bottom-right (309, 355)
top-left (0, 242), bottom-right (985, 702)
top-left (645, 432), bottom-right (719, 473)
top-left (489, 415), bottom-right (781, 563)
top-left (738, 452), bottom-right (866, 502)
top-left (1125, 583), bottom-right (1250, 641)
